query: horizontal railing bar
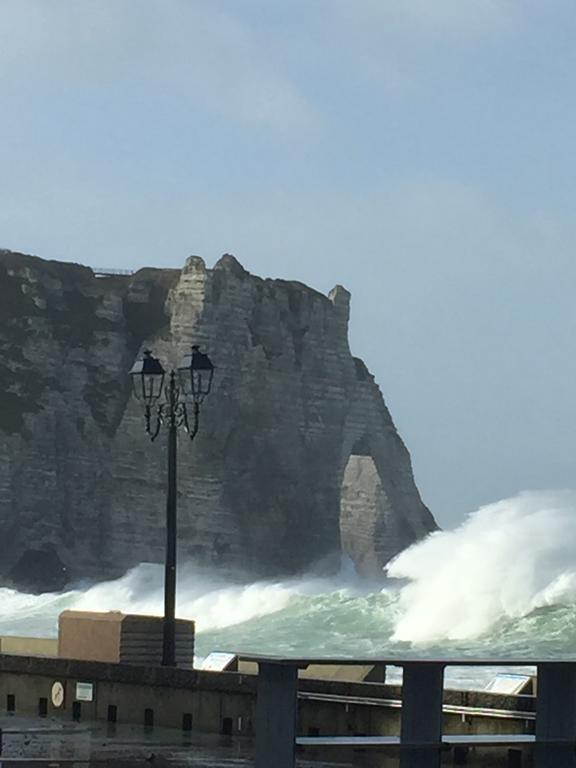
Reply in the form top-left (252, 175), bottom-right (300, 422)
top-left (92, 267), bottom-right (134, 275)
top-left (0, 762), bottom-right (117, 766)
top-left (298, 691), bottom-right (536, 720)
top-left (239, 653), bottom-right (571, 666)
top-left (1, 728), bottom-right (89, 735)
top-left (297, 734), bottom-right (575, 748)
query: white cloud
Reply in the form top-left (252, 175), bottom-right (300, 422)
top-left (280, 0), bottom-right (525, 96)
top-left (331, 0), bottom-right (520, 40)
top-left (0, 0), bottom-right (319, 132)
top-left (404, 0), bottom-right (517, 35)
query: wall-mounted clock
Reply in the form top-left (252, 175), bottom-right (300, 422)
top-left (51, 681), bottom-right (65, 708)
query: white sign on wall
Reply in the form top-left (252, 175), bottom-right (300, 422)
top-left (484, 673), bottom-right (531, 695)
top-left (200, 652), bottom-right (237, 672)
top-left (75, 682), bottom-right (94, 702)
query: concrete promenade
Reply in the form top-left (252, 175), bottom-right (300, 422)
top-left (0, 717), bottom-right (347, 767)
top-left (0, 717), bottom-right (248, 766)
top-left (0, 716), bottom-right (524, 766)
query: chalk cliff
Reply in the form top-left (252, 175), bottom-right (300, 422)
top-left (0, 249), bottom-right (437, 591)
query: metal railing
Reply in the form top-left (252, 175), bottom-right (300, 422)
top-left (240, 654), bottom-right (576, 768)
top-left (92, 268), bottom-right (134, 277)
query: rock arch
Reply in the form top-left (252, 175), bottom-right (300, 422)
top-left (0, 250), bottom-right (437, 589)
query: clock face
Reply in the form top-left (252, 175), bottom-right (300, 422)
top-left (51, 681), bottom-right (65, 708)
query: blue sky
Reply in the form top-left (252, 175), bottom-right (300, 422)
top-left (2, 0), bottom-right (576, 527)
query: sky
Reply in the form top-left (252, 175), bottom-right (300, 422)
top-left (1, 0), bottom-right (576, 528)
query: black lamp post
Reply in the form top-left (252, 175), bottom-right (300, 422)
top-left (129, 345), bottom-right (214, 667)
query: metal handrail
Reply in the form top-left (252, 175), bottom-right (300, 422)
top-left (247, 654), bottom-right (576, 768)
top-left (92, 268), bottom-right (134, 276)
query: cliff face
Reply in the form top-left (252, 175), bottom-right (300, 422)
top-left (0, 250), bottom-right (437, 591)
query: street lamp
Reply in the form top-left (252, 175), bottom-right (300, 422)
top-left (129, 345), bottom-right (215, 666)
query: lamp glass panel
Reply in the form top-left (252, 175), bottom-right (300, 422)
top-left (130, 350), bottom-right (165, 403)
top-left (177, 347), bottom-right (214, 402)
top-left (193, 368), bottom-right (213, 402)
top-left (198, 368), bottom-right (214, 397)
top-left (131, 375), bottom-right (142, 400)
top-left (177, 363), bottom-right (192, 397)
top-left (143, 372), bottom-right (164, 404)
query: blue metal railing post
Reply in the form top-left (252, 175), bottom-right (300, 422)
top-left (255, 662), bottom-right (298, 768)
top-left (535, 662), bottom-right (576, 768)
top-left (400, 662), bottom-right (445, 768)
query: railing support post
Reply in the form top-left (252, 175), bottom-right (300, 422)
top-left (535, 662), bottom-right (576, 768)
top-left (400, 662), bottom-right (444, 768)
top-left (255, 662), bottom-right (298, 768)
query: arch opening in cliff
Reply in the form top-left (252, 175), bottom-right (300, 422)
top-left (340, 452), bottom-right (389, 578)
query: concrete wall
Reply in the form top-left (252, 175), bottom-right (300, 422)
top-left (0, 655), bottom-right (256, 734)
top-left (0, 654), bottom-right (535, 743)
top-left (0, 637), bottom-right (57, 657)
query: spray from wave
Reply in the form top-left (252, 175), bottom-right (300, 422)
top-left (73, 563), bottom-right (366, 634)
top-left (0, 560), bottom-right (373, 650)
top-left (388, 489), bottom-right (576, 643)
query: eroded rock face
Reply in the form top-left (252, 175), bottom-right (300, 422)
top-left (0, 250), bottom-right (437, 591)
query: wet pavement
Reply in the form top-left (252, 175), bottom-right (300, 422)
top-left (0, 716), bottom-right (349, 767)
top-left (0, 716), bottom-right (531, 766)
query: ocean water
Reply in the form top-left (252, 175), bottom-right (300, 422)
top-left (2, 490), bottom-right (576, 689)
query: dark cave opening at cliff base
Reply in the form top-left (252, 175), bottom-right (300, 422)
top-left (339, 453), bottom-right (387, 579)
top-left (6, 546), bottom-right (69, 594)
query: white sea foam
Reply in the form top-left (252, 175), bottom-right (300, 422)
top-left (388, 489), bottom-right (576, 643)
top-left (73, 563), bottom-right (349, 632)
top-left (0, 561), bottom-right (358, 639)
